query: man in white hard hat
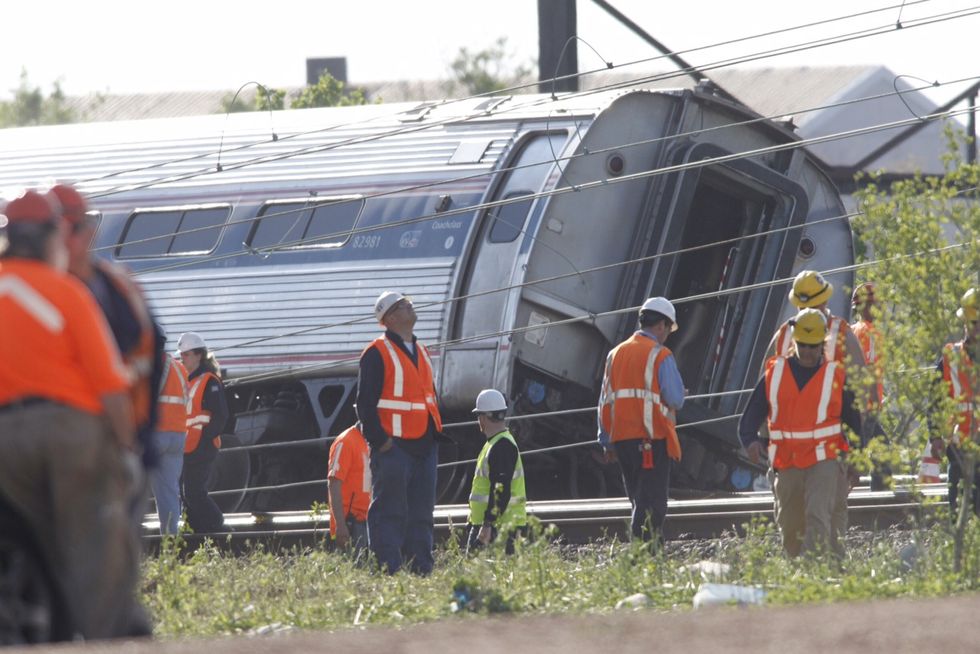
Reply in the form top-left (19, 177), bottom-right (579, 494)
top-left (358, 291), bottom-right (443, 574)
top-left (466, 389), bottom-right (526, 554)
top-left (598, 297), bottom-right (685, 544)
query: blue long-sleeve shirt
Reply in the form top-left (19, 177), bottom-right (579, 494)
top-left (597, 329), bottom-right (685, 449)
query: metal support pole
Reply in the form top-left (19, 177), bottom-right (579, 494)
top-left (538, 0), bottom-right (579, 93)
top-left (968, 91), bottom-right (977, 165)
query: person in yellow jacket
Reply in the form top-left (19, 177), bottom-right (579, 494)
top-left (929, 288), bottom-right (980, 518)
top-left (740, 309), bottom-right (863, 557)
top-left (466, 389), bottom-right (526, 554)
top-left (598, 297), bottom-right (685, 544)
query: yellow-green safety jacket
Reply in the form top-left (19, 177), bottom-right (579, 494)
top-left (468, 429), bottom-right (527, 527)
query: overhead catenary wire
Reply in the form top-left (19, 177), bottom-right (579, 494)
top-left (83, 2), bottom-right (978, 205)
top-left (226, 236), bottom-right (978, 387)
top-left (208, 414), bottom-right (742, 497)
top-left (102, 96), bottom-right (980, 290)
top-left (218, 388), bottom-right (757, 455)
top-left (76, 0), bottom-right (940, 193)
top-left (86, 71), bottom-right (980, 262)
top-left (131, 100), bottom-right (980, 365)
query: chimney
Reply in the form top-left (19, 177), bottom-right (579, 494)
top-left (306, 57), bottom-right (348, 85)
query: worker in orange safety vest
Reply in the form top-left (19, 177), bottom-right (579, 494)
top-left (598, 296), bottom-right (685, 545)
top-left (0, 190), bottom-right (147, 639)
top-left (765, 271), bottom-right (867, 539)
top-left (850, 282), bottom-right (891, 490)
top-left (150, 352), bottom-right (190, 534)
top-left (177, 332), bottom-right (228, 534)
top-left (327, 422), bottom-right (371, 552)
top-left (49, 183), bottom-right (165, 470)
top-left (928, 288), bottom-right (980, 518)
top-left (740, 309), bottom-right (863, 558)
top-left (357, 291), bottom-right (443, 575)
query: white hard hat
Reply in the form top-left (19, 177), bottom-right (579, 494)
top-left (374, 291), bottom-right (406, 322)
top-left (176, 332), bottom-right (207, 353)
top-left (640, 296), bottom-right (678, 332)
top-left (472, 389), bottom-right (508, 414)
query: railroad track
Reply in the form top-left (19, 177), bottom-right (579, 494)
top-left (141, 483), bottom-right (948, 550)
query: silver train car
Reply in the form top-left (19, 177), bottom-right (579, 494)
top-left (0, 87), bottom-right (853, 507)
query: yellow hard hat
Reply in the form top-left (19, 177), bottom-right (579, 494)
top-left (790, 308), bottom-right (827, 345)
top-left (957, 288), bottom-right (979, 322)
top-left (789, 270), bottom-right (833, 308)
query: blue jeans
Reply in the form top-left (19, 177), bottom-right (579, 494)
top-left (149, 431), bottom-right (185, 535)
top-left (367, 441), bottom-right (437, 575)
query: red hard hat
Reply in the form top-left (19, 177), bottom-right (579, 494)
top-left (47, 184), bottom-right (89, 226)
top-left (1, 190), bottom-right (60, 225)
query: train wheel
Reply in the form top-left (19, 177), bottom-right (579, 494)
top-left (209, 436), bottom-right (251, 514)
top-left (0, 537), bottom-right (56, 645)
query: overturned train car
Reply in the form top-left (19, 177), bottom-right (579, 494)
top-left (0, 88), bottom-right (853, 508)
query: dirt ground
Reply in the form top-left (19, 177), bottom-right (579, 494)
top-left (16, 593), bottom-right (980, 654)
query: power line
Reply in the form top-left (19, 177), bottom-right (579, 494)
top-left (84, 3), bottom-right (977, 203)
top-left (87, 72), bottom-right (980, 260)
top-left (75, 1), bottom-right (938, 193)
top-left (226, 238), bottom-right (976, 387)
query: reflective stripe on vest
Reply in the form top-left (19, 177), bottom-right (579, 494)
top-left (369, 336), bottom-right (442, 439)
top-left (598, 332), bottom-right (681, 460)
top-left (185, 372), bottom-right (220, 453)
top-left (765, 356), bottom-right (847, 469)
top-left (157, 356), bottom-right (189, 433)
top-left (944, 342), bottom-right (975, 442)
top-left (468, 429), bottom-right (527, 527)
top-left (0, 276), bottom-right (65, 332)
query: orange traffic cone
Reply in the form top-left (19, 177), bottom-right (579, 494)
top-left (917, 442), bottom-right (942, 484)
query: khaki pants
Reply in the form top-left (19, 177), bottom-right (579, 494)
top-left (0, 402), bottom-right (144, 640)
top-left (773, 459), bottom-right (846, 558)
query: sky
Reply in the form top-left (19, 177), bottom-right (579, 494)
top-left (3, 0), bottom-right (979, 106)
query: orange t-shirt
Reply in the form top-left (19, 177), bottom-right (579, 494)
top-left (0, 259), bottom-right (130, 414)
top-left (327, 425), bottom-right (371, 535)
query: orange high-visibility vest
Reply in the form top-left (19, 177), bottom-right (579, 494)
top-left (327, 424), bottom-right (371, 537)
top-left (157, 356), bottom-right (189, 434)
top-left (598, 333), bottom-right (681, 461)
top-left (942, 341), bottom-right (976, 445)
top-left (0, 259), bottom-right (129, 413)
top-left (366, 336), bottom-right (442, 439)
top-left (774, 315), bottom-right (849, 363)
top-left (185, 371), bottom-right (222, 453)
top-left (851, 319), bottom-right (884, 405)
top-left (765, 356), bottom-right (848, 470)
top-left (96, 260), bottom-right (156, 429)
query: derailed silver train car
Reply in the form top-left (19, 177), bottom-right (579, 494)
top-left (0, 87), bottom-right (853, 507)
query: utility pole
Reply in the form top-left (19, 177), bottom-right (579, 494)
top-left (538, 0), bottom-right (578, 93)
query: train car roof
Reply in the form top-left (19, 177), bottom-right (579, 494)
top-left (0, 87), bottom-right (800, 199)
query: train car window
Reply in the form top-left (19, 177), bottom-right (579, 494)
top-left (486, 132), bottom-right (566, 244)
top-left (169, 207), bottom-right (228, 254)
top-left (488, 192), bottom-right (534, 243)
top-left (117, 207), bottom-right (229, 258)
top-left (303, 198), bottom-right (363, 246)
top-left (249, 202), bottom-right (313, 249)
top-left (116, 211), bottom-right (181, 257)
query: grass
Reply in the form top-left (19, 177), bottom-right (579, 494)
top-left (141, 515), bottom-right (980, 638)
